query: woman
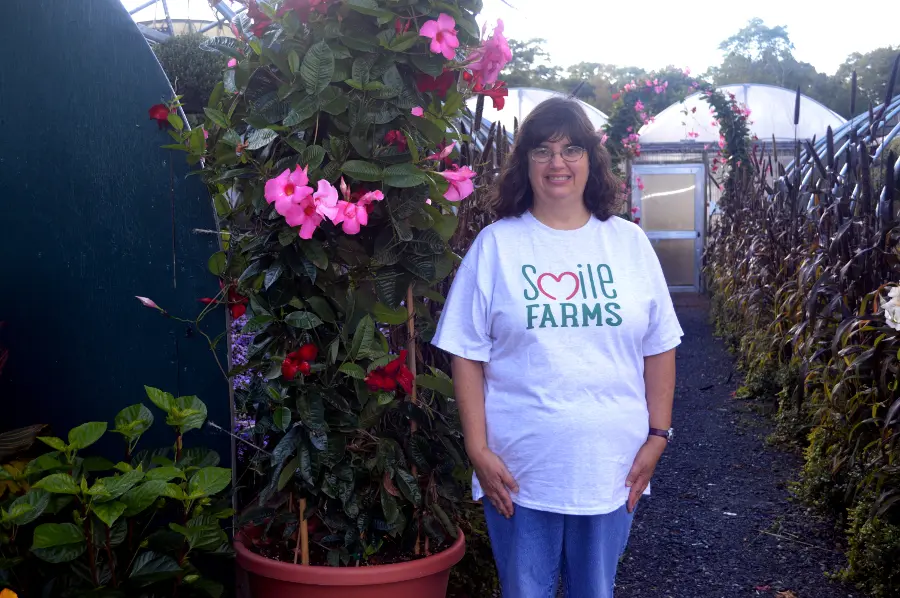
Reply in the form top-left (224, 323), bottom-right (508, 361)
top-left (431, 97), bottom-right (682, 598)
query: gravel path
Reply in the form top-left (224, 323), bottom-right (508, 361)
top-left (612, 303), bottom-right (866, 598)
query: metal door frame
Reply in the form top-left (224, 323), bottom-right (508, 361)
top-left (631, 164), bottom-right (705, 292)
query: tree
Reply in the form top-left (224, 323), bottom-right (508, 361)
top-left (718, 17), bottom-right (793, 61)
top-left (501, 38), bottom-right (562, 88)
top-left (836, 47), bottom-right (900, 110)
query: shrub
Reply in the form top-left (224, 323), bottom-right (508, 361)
top-left (153, 33), bottom-right (228, 114)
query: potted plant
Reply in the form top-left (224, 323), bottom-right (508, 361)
top-left (157, 0), bottom-right (513, 595)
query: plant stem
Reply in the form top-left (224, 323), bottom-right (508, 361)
top-left (175, 433), bottom-right (183, 463)
top-left (299, 497), bottom-right (309, 565)
top-left (105, 525), bottom-right (118, 587)
top-left (84, 513), bottom-right (98, 586)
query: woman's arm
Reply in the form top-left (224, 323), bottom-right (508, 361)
top-left (452, 355), bottom-right (518, 518)
top-left (625, 347), bottom-right (676, 512)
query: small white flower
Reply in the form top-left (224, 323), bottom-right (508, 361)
top-left (882, 286), bottom-right (900, 330)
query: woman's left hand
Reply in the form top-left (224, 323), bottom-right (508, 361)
top-left (624, 437), bottom-right (667, 513)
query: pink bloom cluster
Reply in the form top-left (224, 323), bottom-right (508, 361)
top-left (264, 166), bottom-right (384, 238)
top-left (465, 20), bottom-right (512, 86)
top-left (439, 165), bottom-right (476, 201)
top-left (646, 79), bottom-right (668, 94)
top-left (621, 132), bottom-right (641, 157)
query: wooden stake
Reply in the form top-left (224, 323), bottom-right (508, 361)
top-left (405, 284), bottom-right (421, 556)
top-left (299, 498), bottom-right (310, 566)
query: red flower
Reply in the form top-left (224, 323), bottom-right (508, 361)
top-left (148, 103), bottom-right (173, 129)
top-left (290, 343), bottom-right (318, 362)
top-left (282, 343), bottom-right (317, 379)
top-left (384, 130), bottom-right (408, 152)
top-left (611, 93), bottom-right (620, 101)
top-left (415, 69), bottom-right (456, 98)
top-left (199, 281), bottom-right (248, 319)
top-left (247, 0), bottom-right (272, 36)
top-left (365, 350), bottom-right (414, 394)
top-left (473, 81), bottom-right (508, 110)
top-left (394, 18), bottom-right (411, 35)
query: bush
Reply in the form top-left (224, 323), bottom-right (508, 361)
top-left (840, 494), bottom-right (900, 597)
top-left (153, 33), bottom-right (227, 114)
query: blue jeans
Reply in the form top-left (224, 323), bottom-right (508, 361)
top-left (483, 501), bottom-right (636, 598)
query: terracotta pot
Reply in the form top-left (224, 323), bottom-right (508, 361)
top-left (235, 531), bottom-right (466, 598)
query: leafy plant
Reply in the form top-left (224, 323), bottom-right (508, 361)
top-left (153, 33), bottom-right (229, 115)
top-left (148, 0), bottom-right (516, 569)
top-left (704, 55), bottom-right (900, 596)
top-left (0, 388), bottom-right (232, 597)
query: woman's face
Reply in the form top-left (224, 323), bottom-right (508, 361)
top-left (526, 136), bottom-right (589, 204)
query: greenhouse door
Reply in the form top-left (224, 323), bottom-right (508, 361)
top-left (631, 165), bottom-right (705, 292)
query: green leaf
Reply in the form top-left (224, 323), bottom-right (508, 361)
top-left (341, 160), bottom-right (383, 182)
top-left (351, 315), bottom-right (376, 360)
top-left (113, 404), bottom-right (155, 443)
top-left (5, 489), bottom-right (50, 526)
top-left (411, 53), bottom-right (445, 77)
top-left (95, 470), bottom-right (145, 502)
top-left (380, 490), bottom-right (399, 524)
top-left (284, 96), bottom-right (318, 126)
top-left (301, 145), bottom-right (326, 170)
top-left (31, 523), bottom-right (86, 563)
top-left (208, 251), bottom-right (227, 276)
top-left (288, 49), bottom-right (300, 74)
top-left (246, 128), bottom-right (278, 150)
top-left (122, 480), bottom-right (168, 517)
top-left (187, 467), bottom-right (232, 499)
top-left (416, 374), bottom-right (454, 397)
top-left (301, 239), bottom-right (329, 270)
top-left (395, 468), bottom-right (421, 506)
top-left (388, 32), bottom-right (419, 52)
top-left (129, 551), bottom-right (182, 585)
top-left (338, 363), bottom-right (366, 379)
top-left (145, 467), bottom-right (185, 482)
top-left (424, 205), bottom-right (458, 241)
top-left (242, 314), bottom-right (274, 333)
top-left (33, 473), bottom-right (80, 495)
top-left (274, 406), bottom-right (292, 431)
top-left (37, 436), bottom-right (67, 452)
top-left (300, 41), bottom-right (335, 96)
top-left (277, 455), bottom-right (300, 491)
top-left (383, 163), bottom-right (428, 188)
top-left (68, 422), bottom-right (107, 450)
top-left (431, 503), bottom-right (458, 538)
top-left (373, 302), bottom-right (409, 325)
top-left (285, 311), bottom-right (324, 329)
top-left (166, 396), bottom-right (208, 433)
top-left (167, 113), bottom-right (184, 131)
top-left (264, 262), bottom-right (284, 290)
top-left (305, 296), bottom-right (336, 324)
top-left (204, 107), bottom-right (229, 128)
top-left (93, 501), bottom-right (126, 527)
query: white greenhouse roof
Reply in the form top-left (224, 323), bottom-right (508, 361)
top-left (465, 87), bottom-right (608, 134)
top-left (122, 0), bottom-right (243, 25)
top-left (638, 83), bottom-right (846, 144)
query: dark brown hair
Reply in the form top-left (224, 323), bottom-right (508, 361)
top-left (490, 96), bottom-right (621, 221)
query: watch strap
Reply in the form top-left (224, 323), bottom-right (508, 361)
top-left (648, 427), bottom-right (671, 441)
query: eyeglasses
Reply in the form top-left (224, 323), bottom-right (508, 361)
top-left (529, 145), bottom-right (586, 163)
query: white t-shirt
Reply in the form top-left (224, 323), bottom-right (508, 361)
top-left (431, 210), bottom-right (684, 515)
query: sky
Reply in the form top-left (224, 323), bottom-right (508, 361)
top-left (475, 0), bottom-right (899, 76)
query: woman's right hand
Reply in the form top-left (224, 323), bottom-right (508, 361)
top-left (471, 446), bottom-right (519, 518)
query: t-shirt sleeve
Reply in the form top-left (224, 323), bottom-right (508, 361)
top-left (639, 233), bottom-right (684, 356)
top-left (430, 246), bottom-right (493, 363)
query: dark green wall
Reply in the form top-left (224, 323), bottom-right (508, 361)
top-left (0, 0), bottom-right (230, 464)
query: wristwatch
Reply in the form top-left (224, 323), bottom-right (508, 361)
top-left (649, 427), bottom-right (674, 442)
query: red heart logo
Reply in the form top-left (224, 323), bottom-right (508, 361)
top-left (537, 272), bottom-right (579, 301)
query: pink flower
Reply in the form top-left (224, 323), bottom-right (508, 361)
top-left (357, 190), bottom-right (385, 206)
top-left (466, 19), bottom-right (512, 86)
top-left (634, 100), bottom-right (644, 112)
top-left (265, 165), bottom-right (314, 216)
top-left (683, 67), bottom-right (691, 75)
top-left (427, 142), bottom-right (456, 161)
top-left (420, 13), bottom-right (459, 60)
top-left (330, 200), bottom-right (368, 234)
top-left (411, 106), bottom-right (424, 117)
top-left (283, 195), bottom-right (323, 240)
top-left (135, 296), bottom-right (161, 310)
top-left (687, 130), bottom-right (699, 139)
top-left (313, 179), bottom-right (340, 220)
top-left (439, 165), bottom-right (476, 201)
top-left (227, 58), bottom-right (237, 68)
top-left (718, 136), bottom-right (726, 149)
top-left (636, 176), bottom-right (645, 191)
top-left (600, 134), bottom-right (608, 145)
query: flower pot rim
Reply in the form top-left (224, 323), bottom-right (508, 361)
top-left (234, 528), bottom-right (466, 586)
